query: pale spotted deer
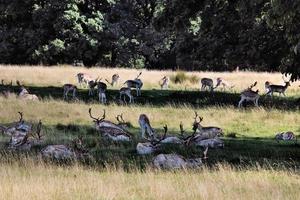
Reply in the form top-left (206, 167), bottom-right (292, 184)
top-left (238, 82), bottom-right (259, 108)
top-left (76, 73), bottom-right (93, 88)
top-left (152, 147), bottom-right (208, 169)
top-left (16, 81), bottom-right (39, 101)
top-left (138, 114), bottom-right (157, 139)
top-left (89, 108), bottom-right (132, 142)
top-left (119, 87), bottom-right (134, 103)
top-left (159, 76), bottom-right (169, 90)
top-left (265, 76), bottom-right (291, 96)
top-left (124, 72), bottom-right (143, 96)
top-left (105, 74), bottom-right (120, 87)
top-left (215, 78), bottom-right (235, 91)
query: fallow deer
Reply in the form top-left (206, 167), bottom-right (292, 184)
top-left (89, 108), bottom-right (132, 142)
top-left (159, 76), bottom-right (169, 90)
top-left (97, 81), bottom-right (107, 103)
top-left (124, 72), bottom-right (143, 96)
top-left (16, 81), bottom-right (39, 101)
top-left (63, 84), bottom-right (77, 100)
top-left (200, 78), bottom-right (215, 91)
top-left (215, 78), bottom-right (235, 91)
top-left (105, 74), bottom-right (120, 86)
top-left (76, 73), bottom-right (93, 88)
top-left (265, 76), bottom-right (291, 96)
top-left (152, 147), bottom-right (208, 169)
top-left (136, 125), bottom-right (167, 155)
top-left (88, 78), bottom-right (99, 96)
top-left (275, 131), bottom-right (296, 142)
top-left (41, 136), bottom-right (90, 160)
top-left (119, 87), bottom-right (134, 103)
top-left (238, 81), bottom-right (259, 108)
top-left (138, 114), bottom-right (157, 139)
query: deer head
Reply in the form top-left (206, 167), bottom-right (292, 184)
top-left (89, 108), bottom-right (106, 124)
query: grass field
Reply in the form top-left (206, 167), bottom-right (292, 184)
top-left (0, 65), bottom-right (300, 199)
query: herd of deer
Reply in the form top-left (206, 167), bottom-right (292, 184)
top-left (0, 71), bottom-right (295, 107)
top-left (0, 108), bottom-right (296, 169)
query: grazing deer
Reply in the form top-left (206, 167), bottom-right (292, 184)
top-left (275, 131), bottom-right (296, 142)
top-left (152, 147), bottom-right (208, 169)
top-left (238, 81), bottom-right (259, 108)
top-left (88, 78), bottom-right (99, 96)
top-left (119, 87), bottom-right (134, 103)
top-left (191, 112), bottom-right (223, 141)
top-left (16, 81), bottom-right (39, 101)
top-left (159, 76), bottom-right (169, 90)
top-left (200, 78), bottom-right (215, 91)
top-left (89, 108), bottom-right (132, 142)
top-left (215, 78), bottom-right (235, 91)
top-left (76, 73), bottom-right (93, 88)
top-left (97, 81), bottom-right (107, 103)
top-left (105, 74), bottom-right (120, 86)
top-left (41, 136), bottom-right (90, 160)
top-left (124, 72), bottom-right (143, 96)
top-left (138, 114), bottom-right (157, 139)
top-left (136, 125), bottom-right (167, 155)
top-left (63, 84), bottom-right (77, 100)
top-left (265, 76), bottom-right (291, 96)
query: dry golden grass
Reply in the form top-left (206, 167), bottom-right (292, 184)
top-left (1, 65), bottom-right (300, 95)
top-left (0, 96), bottom-right (299, 137)
top-left (0, 159), bottom-right (299, 200)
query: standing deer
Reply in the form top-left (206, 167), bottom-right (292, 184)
top-left (105, 74), bottom-right (120, 86)
top-left (63, 84), bottom-right (77, 100)
top-left (97, 81), bottom-right (107, 103)
top-left (265, 76), bottom-right (291, 96)
top-left (88, 78), bottom-right (99, 96)
top-left (152, 147), bottom-right (208, 169)
top-left (124, 72), bottom-right (143, 96)
top-left (136, 125), bottom-right (167, 155)
top-left (200, 78), bottom-right (217, 91)
top-left (215, 78), bottom-right (235, 91)
top-left (76, 73), bottom-right (93, 88)
top-left (119, 87), bottom-right (134, 103)
top-left (159, 76), bottom-right (169, 90)
top-left (238, 81), bottom-right (259, 108)
top-left (138, 114), bottom-right (157, 139)
top-left (89, 108), bottom-right (132, 142)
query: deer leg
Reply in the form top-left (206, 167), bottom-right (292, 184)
top-left (238, 98), bottom-right (244, 108)
top-left (72, 89), bottom-right (76, 99)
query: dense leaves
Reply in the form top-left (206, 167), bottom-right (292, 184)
top-left (0, 0), bottom-right (299, 78)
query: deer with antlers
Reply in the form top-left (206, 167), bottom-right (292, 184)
top-left (124, 72), bottom-right (143, 96)
top-left (159, 76), bottom-right (170, 90)
top-left (119, 87), bottom-right (134, 104)
top-left (105, 74), bottom-right (120, 87)
top-left (41, 136), bottom-right (90, 160)
top-left (152, 147), bottom-right (208, 169)
top-left (63, 84), bottom-right (77, 100)
top-left (238, 81), bottom-right (259, 108)
top-left (136, 125), bottom-right (168, 155)
top-left (89, 108), bottom-right (132, 142)
top-left (265, 75), bottom-right (291, 96)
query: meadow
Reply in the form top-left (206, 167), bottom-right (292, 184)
top-left (0, 65), bottom-right (300, 199)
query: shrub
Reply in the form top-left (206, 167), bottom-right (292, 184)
top-left (170, 71), bottom-right (188, 84)
top-left (189, 75), bottom-right (200, 84)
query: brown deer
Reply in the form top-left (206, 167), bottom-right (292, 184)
top-left (265, 76), bottom-right (291, 96)
top-left (124, 72), bottom-right (143, 96)
top-left (238, 81), bottom-right (259, 108)
top-left (119, 87), bottom-right (134, 103)
top-left (63, 84), bottom-right (77, 100)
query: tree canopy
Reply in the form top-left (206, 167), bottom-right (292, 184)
top-left (0, 0), bottom-right (299, 79)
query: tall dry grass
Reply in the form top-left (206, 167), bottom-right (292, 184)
top-left (1, 65), bottom-right (300, 94)
top-left (0, 158), bottom-right (299, 200)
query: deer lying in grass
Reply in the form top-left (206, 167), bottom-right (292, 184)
top-left (275, 131), bottom-right (296, 142)
top-left (41, 136), bottom-right (90, 160)
top-left (0, 112), bottom-right (42, 150)
top-left (136, 125), bottom-right (167, 155)
top-left (16, 81), bottom-right (39, 101)
top-left (105, 74), bottom-right (120, 87)
top-left (76, 73), bottom-right (93, 88)
top-left (119, 87), bottom-right (134, 104)
top-left (238, 81), bottom-right (259, 108)
top-left (63, 84), bottom-right (77, 100)
top-left (265, 76), bottom-right (291, 96)
top-left (159, 76), bottom-right (169, 90)
top-left (89, 108), bottom-right (132, 142)
top-left (124, 72), bottom-right (143, 96)
top-left (152, 147), bottom-right (208, 169)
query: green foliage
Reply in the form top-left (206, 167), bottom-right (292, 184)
top-left (170, 71), bottom-right (188, 84)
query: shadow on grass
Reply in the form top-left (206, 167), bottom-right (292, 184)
top-left (1, 85), bottom-right (299, 110)
top-left (0, 123), bottom-right (300, 169)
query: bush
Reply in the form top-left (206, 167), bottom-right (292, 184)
top-left (170, 71), bottom-right (188, 84)
top-left (189, 75), bottom-right (200, 84)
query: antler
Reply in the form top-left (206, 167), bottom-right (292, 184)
top-left (151, 125), bottom-right (167, 145)
top-left (248, 81), bottom-right (257, 90)
top-left (18, 112), bottom-right (23, 123)
top-left (180, 122), bottom-right (185, 135)
top-left (88, 108), bottom-right (106, 122)
top-left (282, 74), bottom-right (291, 82)
top-left (35, 120), bottom-right (42, 139)
top-left (136, 72), bottom-right (142, 79)
top-left (116, 113), bottom-right (125, 123)
top-left (193, 111), bottom-right (203, 124)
